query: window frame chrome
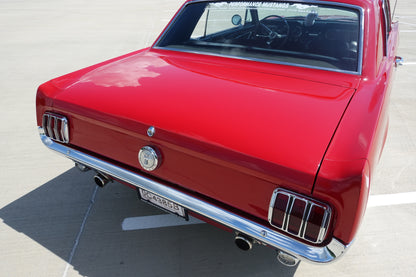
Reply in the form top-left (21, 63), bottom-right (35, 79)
top-left (381, 0), bottom-right (392, 56)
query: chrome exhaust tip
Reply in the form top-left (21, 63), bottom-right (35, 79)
top-left (276, 250), bottom-right (300, 267)
top-left (234, 234), bottom-right (253, 251)
top-left (94, 172), bottom-right (111, 187)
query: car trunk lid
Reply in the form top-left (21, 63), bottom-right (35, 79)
top-left (50, 49), bottom-right (357, 219)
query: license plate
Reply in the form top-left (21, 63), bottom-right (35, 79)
top-left (138, 188), bottom-right (187, 218)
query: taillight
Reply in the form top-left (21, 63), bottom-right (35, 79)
top-left (42, 112), bottom-right (69, 143)
top-left (268, 189), bottom-right (331, 244)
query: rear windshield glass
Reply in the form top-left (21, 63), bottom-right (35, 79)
top-left (155, 1), bottom-right (362, 73)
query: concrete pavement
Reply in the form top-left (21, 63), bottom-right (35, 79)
top-left (1, 0), bottom-right (415, 276)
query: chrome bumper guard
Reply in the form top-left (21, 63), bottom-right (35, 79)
top-left (39, 128), bottom-right (349, 264)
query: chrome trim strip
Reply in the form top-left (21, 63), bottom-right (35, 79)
top-left (299, 202), bottom-right (311, 238)
top-left (304, 203), bottom-right (314, 239)
top-left (320, 209), bottom-right (331, 241)
top-left (45, 115), bottom-right (53, 140)
top-left (39, 128), bottom-right (348, 264)
top-left (61, 119), bottom-right (69, 143)
top-left (285, 196), bottom-right (294, 232)
top-left (53, 117), bottom-right (60, 141)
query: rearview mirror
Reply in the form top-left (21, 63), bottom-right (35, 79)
top-left (231, 14), bottom-right (242, 26)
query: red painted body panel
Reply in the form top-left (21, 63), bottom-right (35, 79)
top-left (36, 0), bottom-right (399, 249)
top-left (313, 0), bottom-right (399, 244)
top-left (37, 49), bottom-right (355, 226)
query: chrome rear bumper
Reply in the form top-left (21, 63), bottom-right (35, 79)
top-left (39, 128), bottom-right (349, 264)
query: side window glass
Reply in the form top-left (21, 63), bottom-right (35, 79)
top-left (191, 6), bottom-right (248, 39)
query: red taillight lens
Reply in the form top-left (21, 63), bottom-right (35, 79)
top-left (268, 189), bottom-right (331, 244)
top-left (271, 193), bottom-right (289, 228)
top-left (287, 198), bottom-right (307, 236)
top-left (304, 204), bottom-right (329, 242)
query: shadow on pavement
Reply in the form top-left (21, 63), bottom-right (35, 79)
top-left (0, 168), bottom-right (298, 277)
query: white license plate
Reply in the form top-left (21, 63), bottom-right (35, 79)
top-left (139, 188), bottom-right (186, 218)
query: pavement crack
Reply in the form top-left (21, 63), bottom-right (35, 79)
top-left (62, 186), bottom-right (98, 277)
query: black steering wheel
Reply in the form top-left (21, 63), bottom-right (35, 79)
top-left (258, 15), bottom-right (290, 47)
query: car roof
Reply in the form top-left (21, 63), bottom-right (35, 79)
top-left (183, 0), bottom-right (374, 8)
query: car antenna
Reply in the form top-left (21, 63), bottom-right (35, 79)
top-left (392, 0), bottom-right (398, 20)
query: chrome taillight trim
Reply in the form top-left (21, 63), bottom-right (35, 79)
top-left (268, 189), bottom-right (332, 244)
top-left (39, 129), bottom-right (349, 264)
top-left (42, 113), bottom-right (69, 143)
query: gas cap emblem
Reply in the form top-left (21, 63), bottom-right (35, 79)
top-left (138, 146), bottom-right (160, 171)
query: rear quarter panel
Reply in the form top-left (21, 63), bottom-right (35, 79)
top-left (313, 0), bottom-right (399, 244)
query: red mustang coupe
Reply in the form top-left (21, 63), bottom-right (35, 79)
top-left (36, 0), bottom-right (400, 265)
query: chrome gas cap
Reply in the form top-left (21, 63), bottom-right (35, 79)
top-left (138, 146), bottom-right (161, 171)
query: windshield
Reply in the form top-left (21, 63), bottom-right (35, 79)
top-left (155, 1), bottom-right (362, 73)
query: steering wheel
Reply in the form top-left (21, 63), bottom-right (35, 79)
top-left (258, 15), bottom-right (290, 47)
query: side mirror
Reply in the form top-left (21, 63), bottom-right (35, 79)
top-left (395, 56), bottom-right (404, 67)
